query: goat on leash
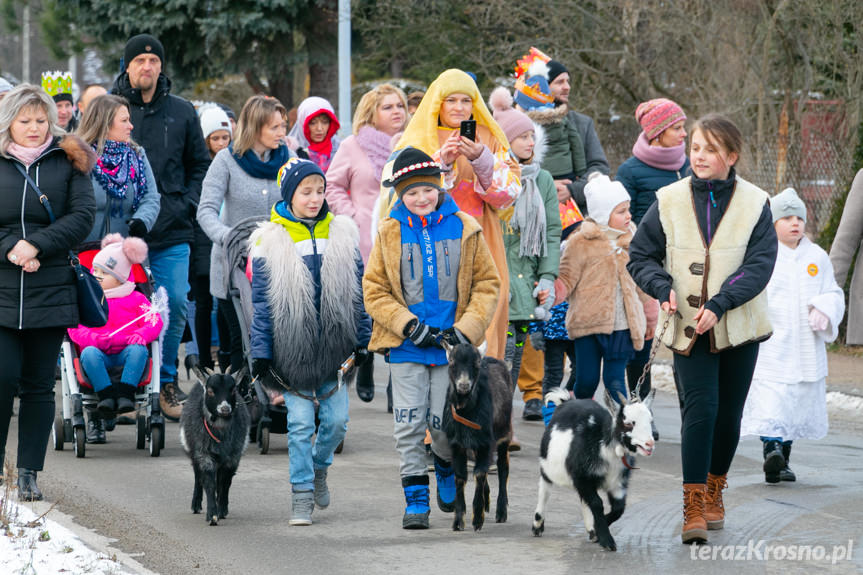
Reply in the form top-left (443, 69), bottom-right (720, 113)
top-left (531, 387), bottom-right (656, 550)
top-left (441, 341), bottom-right (513, 531)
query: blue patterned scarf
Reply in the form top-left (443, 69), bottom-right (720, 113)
top-left (93, 140), bottom-right (148, 217)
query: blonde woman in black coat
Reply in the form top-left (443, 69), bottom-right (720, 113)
top-left (0, 84), bottom-right (96, 499)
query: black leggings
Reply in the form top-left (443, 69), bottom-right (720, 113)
top-left (217, 298), bottom-right (244, 373)
top-left (191, 274), bottom-right (214, 369)
top-left (673, 335), bottom-right (759, 483)
top-left (0, 326), bottom-right (66, 470)
top-left (541, 339), bottom-right (576, 396)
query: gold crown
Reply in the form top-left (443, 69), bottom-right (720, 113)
top-left (41, 70), bottom-right (73, 97)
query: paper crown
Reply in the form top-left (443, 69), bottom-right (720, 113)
top-left (41, 71), bottom-right (72, 97)
top-left (514, 47), bottom-right (551, 79)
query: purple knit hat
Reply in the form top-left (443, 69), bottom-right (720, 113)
top-left (635, 98), bottom-right (686, 141)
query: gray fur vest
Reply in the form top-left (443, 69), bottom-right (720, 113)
top-left (250, 215), bottom-right (361, 390)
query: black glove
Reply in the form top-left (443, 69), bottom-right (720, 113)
top-left (404, 319), bottom-right (441, 348)
top-left (252, 358), bottom-right (271, 379)
top-left (127, 218), bottom-right (147, 238)
top-left (440, 327), bottom-right (469, 347)
top-left (354, 346), bottom-right (372, 365)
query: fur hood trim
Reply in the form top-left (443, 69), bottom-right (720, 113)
top-left (59, 134), bottom-right (96, 174)
top-left (576, 219), bottom-right (633, 250)
top-left (526, 103), bottom-right (568, 126)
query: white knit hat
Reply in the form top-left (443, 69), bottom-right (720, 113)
top-left (584, 173), bottom-right (631, 227)
top-left (199, 106), bottom-right (232, 140)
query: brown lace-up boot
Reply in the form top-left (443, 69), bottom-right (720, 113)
top-left (159, 382), bottom-right (184, 421)
top-left (682, 483), bottom-right (708, 544)
top-left (705, 473), bottom-right (727, 530)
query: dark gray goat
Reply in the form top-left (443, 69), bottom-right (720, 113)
top-left (180, 367), bottom-right (250, 525)
top-left (441, 341), bottom-right (513, 532)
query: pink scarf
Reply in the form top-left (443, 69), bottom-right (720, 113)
top-left (6, 136), bottom-right (53, 167)
top-left (631, 132), bottom-right (686, 171)
top-left (355, 126), bottom-right (393, 182)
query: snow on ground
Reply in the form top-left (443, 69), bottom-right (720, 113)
top-left (1, 495), bottom-right (138, 575)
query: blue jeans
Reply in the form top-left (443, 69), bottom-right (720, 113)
top-left (283, 380), bottom-right (349, 491)
top-left (148, 243), bottom-right (190, 383)
top-left (79, 345), bottom-right (149, 392)
top-left (573, 335), bottom-right (628, 404)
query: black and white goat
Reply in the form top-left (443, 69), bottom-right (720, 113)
top-left (180, 367), bottom-right (250, 526)
top-left (441, 341), bottom-right (513, 531)
top-left (531, 388), bottom-right (656, 551)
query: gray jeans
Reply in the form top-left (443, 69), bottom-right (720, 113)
top-left (390, 362), bottom-right (452, 478)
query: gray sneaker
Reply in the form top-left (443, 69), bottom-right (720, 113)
top-left (314, 468), bottom-right (330, 509)
top-left (289, 490), bottom-right (315, 526)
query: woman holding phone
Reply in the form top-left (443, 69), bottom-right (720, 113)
top-left (378, 69), bottom-right (520, 360)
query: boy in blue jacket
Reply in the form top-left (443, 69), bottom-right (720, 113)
top-left (249, 158), bottom-right (371, 526)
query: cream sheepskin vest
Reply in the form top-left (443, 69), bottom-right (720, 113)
top-left (656, 176), bottom-right (772, 354)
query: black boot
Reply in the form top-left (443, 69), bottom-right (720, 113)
top-left (184, 353), bottom-right (199, 379)
top-left (355, 354), bottom-right (375, 403)
top-left (17, 469), bottom-right (43, 501)
top-left (779, 442), bottom-right (796, 482)
top-left (115, 383), bottom-right (136, 414)
top-left (87, 414), bottom-right (106, 444)
top-left (96, 387), bottom-right (116, 416)
top-left (763, 439), bottom-right (785, 483)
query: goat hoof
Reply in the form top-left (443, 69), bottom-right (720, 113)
top-left (453, 518), bottom-right (464, 531)
top-left (588, 529), bottom-right (596, 542)
top-left (598, 535), bottom-right (616, 551)
top-left (192, 507), bottom-right (201, 514)
top-left (496, 508), bottom-right (507, 523)
top-left (209, 515), bottom-right (219, 526)
top-left (531, 521), bottom-right (544, 537)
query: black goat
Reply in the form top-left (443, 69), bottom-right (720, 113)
top-left (440, 342), bottom-right (513, 531)
top-left (180, 367), bottom-right (250, 526)
top-left (531, 388), bottom-right (656, 551)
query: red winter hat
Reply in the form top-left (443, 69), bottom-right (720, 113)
top-left (635, 98), bottom-right (686, 141)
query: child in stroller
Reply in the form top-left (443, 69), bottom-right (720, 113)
top-left (67, 234), bottom-right (163, 443)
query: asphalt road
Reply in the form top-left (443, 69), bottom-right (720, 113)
top-left (9, 362), bottom-right (863, 575)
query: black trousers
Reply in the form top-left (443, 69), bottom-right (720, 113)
top-left (0, 326), bottom-right (66, 471)
top-left (191, 274), bottom-right (214, 369)
top-left (217, 298), bottom-right (244, 373)
top-left (541, 339), bottom-right (576, 396)
top-left (673, 335), bottom-right (759, 483)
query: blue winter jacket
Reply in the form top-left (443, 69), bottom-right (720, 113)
top-left (388, 195), bottom-right (463, 366)
top-left (616, 156), bottom-right (690, 224)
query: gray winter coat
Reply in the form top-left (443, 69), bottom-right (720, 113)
top-left (829, 168), bottom-right (863, 344)
top-left (86, 148), bottom-right (161, 242)
top-left (197, 148), bottom-right (282, 300)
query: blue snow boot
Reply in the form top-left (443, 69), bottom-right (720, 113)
top-left (402, 476), bottom-right (430, 529)
top-left (434, 455), bottom-right (455, 512)
top-left (542, 402), bottom-right (556, 426)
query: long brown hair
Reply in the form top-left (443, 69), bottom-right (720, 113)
top-left (232, 95), bottom-right (288, 157)
top-left (76, 94), bottom-right (141, 156)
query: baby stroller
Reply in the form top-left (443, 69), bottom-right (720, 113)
top-left (53, 241), bottom-right (165, 457)
top-left (223, 216), bottom-right (286, 454)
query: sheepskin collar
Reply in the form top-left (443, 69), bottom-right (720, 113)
top-left (526, 103), bottom-right (569, 126)
top-left (577, 219), bottom-right (633, 250)
top-left (59, 134), bottom-right (97, 173)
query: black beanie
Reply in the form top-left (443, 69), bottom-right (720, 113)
top-left (547, 60), bottom-right (568, 83)
top-left (52, 93), bottom-right (73, 105)
top-left (124, 34), bottom-right (165, 68)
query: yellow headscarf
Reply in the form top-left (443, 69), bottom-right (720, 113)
top-left (394, 69), bottom-right (510, 156)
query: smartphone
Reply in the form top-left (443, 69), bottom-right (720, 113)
top-left (460, 119), bottom-right (477, 141)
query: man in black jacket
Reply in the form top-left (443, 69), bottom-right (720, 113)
top-left (112, 34), bottom-right (210, 420)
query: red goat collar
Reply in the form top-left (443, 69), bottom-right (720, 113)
top-left (203, 417), bottom-right (221, 443)
top-left (621, 455), bottom-right (638, 470)
top-left (451, 405), bottom-right (481, 430)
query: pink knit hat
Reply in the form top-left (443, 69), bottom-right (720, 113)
top-left (488, 86), bottom-right (534, 143)
top-left (635, 98), bottom-right (686, 141)
top-left (92, 233), bottom-right (148, 284)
